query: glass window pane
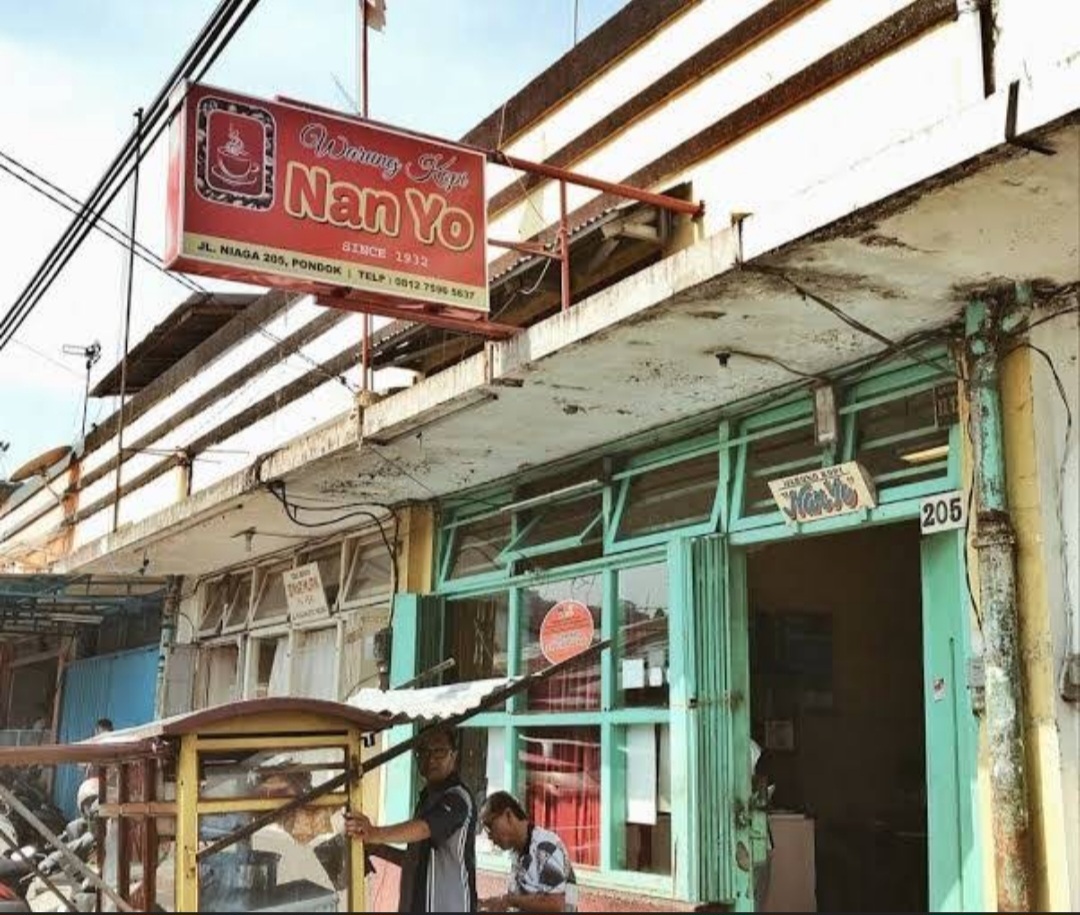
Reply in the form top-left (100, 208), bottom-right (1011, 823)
top-left (198, 815), bottom-right (346, 912)
top-left (199, 579), bottom-right (229, 634)
top-left (199, 747), bottom-right (346, 801)
top-left (299, 544), bottom-right (343, 610)
top-left (222, 574), bottom-right (252, 629)
top-left (449, 513), bottom-right (511, 579)
top-left (293, 627), bottom-right (338, 700)
top-left (742, 420), bottom-right (819, 515)
top-left (617, 563), bottom-right (670, 707)
top-left (444, 593), bottom-right (509, 682)
top-left (854, 388), bottom-right (950, 486)
top-left (516, 495), bottom-right (602, 551)
top-left (617, 452), bottom-right (719, 539)
top-left (343, 538), bottom-right (392, 606)
top-left (524, 576), bottom-right (603, 712)
top-left (252, 562), bottom-right (290, 623)
top-left (520, 727), bottom-right (601, 868)
top-left (621, 724), bottom-right (671, 875)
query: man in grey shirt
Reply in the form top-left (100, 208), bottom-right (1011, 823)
top-left (346, 725), bottom-right (477, 912)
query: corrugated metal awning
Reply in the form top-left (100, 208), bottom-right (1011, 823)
top-left (348, 677), bottom-right (517, 720)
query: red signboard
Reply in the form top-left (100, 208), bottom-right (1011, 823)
top-left (165, 83), bottom-right (489, 318)
top-left (539, 600), bottom-right (596, 665)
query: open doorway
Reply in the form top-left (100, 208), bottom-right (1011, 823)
top-left (747, 522), bottom-right (927, 913)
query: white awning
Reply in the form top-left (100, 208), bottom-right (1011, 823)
top-left (347, 677), bottom-right (517, 721)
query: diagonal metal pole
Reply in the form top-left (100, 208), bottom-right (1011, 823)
top-left (197, 635), bottom-right (621, 861)
top-left (0, 819), bottom-right (77, 912)
top-left (0, 783), bottom-right (134, 912)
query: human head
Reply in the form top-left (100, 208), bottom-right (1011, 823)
top-left (95, 718), bottom-right (113, 735)
top-left (77, 778), bottom-right (100, 818)
top-left (414, 725), bottom-right (458, 786)
top-left (479, 790), bottom-right (529, 851)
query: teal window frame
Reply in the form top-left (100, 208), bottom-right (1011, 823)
top-left (434, 546), bottom-right (677, 896)
top-left (427, 345), bottom-right (963, 903)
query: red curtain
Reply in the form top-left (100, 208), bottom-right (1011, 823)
top-left (522, 728), bottom-right (601, 867)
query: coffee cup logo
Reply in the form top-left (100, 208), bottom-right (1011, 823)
top-left (213, 124), bottom-right (260, 186)
top-left (196, 96), bottom-right (276, 209)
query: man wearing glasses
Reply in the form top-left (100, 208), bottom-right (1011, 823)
top-left (344, 725), bottom-right (478, 912)
top-left (478, 791), bottom-right (577, 913)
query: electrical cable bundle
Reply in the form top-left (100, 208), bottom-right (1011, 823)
top-left (0, 0), bottom-right (263, 355)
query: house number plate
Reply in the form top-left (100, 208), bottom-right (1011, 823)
top-left (920, 490), bottom-right (967, 534)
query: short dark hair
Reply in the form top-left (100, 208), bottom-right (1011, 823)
top-left (480, 790), bottom-right (528, 824)
top-left (95, 718), bottom-right (113, 731)
top-left (417, 724), bottom-right (457, 751)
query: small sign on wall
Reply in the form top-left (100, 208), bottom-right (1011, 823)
top-left (919, 490), bottom-right (967, 534)
top-left (283, 562), bottom-right (330, 622)
top-left (768, 461), bottom-right (877, 524)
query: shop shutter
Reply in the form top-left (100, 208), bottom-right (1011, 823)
top-left (680, 534), bottom-right (752, 906)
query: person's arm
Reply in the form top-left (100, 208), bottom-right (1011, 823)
top-left (364, 841), bottom-right (406, 867)
top-left (363, 819), bottom-right (431, 845)
top-left (345, 811), bottom-right (430, 846)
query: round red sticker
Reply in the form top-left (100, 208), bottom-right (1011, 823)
top-left (539, 600), bottom-right (595, 665)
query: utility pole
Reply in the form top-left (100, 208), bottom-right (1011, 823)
top-left (966, 285), bottom-right (1035, 912)
top-left (113, 108), bottom-right (143, 532)
top-left (62, 340), bottom-right (102, 439)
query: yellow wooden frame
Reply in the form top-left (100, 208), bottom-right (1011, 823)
top-left (172, 710), bottom-right (369, 912)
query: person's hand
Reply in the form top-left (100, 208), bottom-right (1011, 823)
top-left (479, 895), bottom-right (509, 912)
top-left (343, 811), bottom-right (374, 840)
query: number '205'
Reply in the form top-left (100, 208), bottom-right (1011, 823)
top-left (923, 496), bottom-right (963, 528)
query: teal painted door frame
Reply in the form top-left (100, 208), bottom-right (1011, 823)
top-left (725, 520), bottom-right (983, 912)
top-left (920, 528), bottom-right (983, 912)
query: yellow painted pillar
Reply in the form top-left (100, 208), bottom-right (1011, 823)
top-left (1000, 344), bottom-right (1071, 911)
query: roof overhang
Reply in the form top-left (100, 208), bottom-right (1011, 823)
top-left (53, 81), bottom-right (1079, 576)
top-left (0, 573), bottom-right (167, 639)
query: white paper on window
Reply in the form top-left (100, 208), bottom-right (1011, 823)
top-left (627, 724), bottom-right (658, 825)
top-left (205, 647), bottom-right (238, 707)
top-left (292, 628), bottom-right (337, 699)
top-left (267, 637), bottom-right (291, 697)
top-left (658, 724), bottom-right (671, 814)
top-left (485, 728), bottom-right (506, 794)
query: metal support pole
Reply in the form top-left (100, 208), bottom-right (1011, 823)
top-left (558, 180), bottom-right (570, 311)
top-left (0, 782), bottom-right (134, 913)
top-left (965, 294), bottom-right (1034, 912)
top-left (154, 575), bottom-right (182, 720)
top-left (113, 107), bottom-right (143, 533)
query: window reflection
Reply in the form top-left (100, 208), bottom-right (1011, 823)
top-left (520, 727), bottom-right (601, 868)
top-left (524, 576), bottom-right (602, 712)
top-left (618, 564), bottom-right (669, 707)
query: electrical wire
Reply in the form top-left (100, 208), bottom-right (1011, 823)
top-left (754, 267), bottom-right (962, 381)
top-left (0, 0), bottom-right (260, 354)
top-left (0, 151), bottom-right (205, 295)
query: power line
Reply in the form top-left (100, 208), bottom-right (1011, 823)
top-left (0, 0), bottom-right (262, 355)
top-left (0, 151), bottom-right (205, 295)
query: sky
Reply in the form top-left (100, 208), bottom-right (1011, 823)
top-left (0, 0), bottom-right (628, 477)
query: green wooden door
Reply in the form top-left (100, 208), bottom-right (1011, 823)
top-left (672, 534), bottom-right (753, 908)
top-left (920, 529), bottom-right (984, 911)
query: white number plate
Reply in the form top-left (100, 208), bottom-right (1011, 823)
top-left (920, 490), bottom-right (967, 534)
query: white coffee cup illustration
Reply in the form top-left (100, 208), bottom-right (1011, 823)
top-left (213, 124), bottom-right (260, 185)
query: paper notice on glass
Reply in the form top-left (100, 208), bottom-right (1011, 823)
top-left (622, 657), bottom-right (646, 689)
top-left (485, 728), bottom-right (506, 793)
top-left (648, 665), bottom-right (664, 687)
top-left (658, 724), bottom-right (671, 813)
top-left (627, 724), bottom-right (657, 825)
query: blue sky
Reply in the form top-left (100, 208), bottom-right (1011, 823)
top-left (0, 0), bottom-right (627, 475)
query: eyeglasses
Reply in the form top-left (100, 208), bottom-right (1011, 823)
top-left (414, 746), bottom-right (453, 760)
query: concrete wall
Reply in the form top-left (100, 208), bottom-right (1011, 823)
top-left (1028, 307), bottom-right (1079, 911)
top-left (1000, 304), bottom-right (1079, 911)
